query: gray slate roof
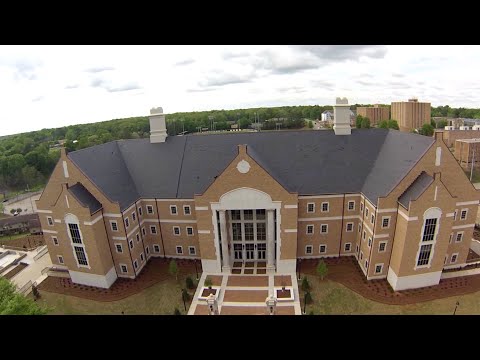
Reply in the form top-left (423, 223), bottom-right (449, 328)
top-left (68, 129), bottom-right (434, 211)
top-left (68, 182), bottom-right (103, 214)
top-left (398, 172), bottom-right (434, 209)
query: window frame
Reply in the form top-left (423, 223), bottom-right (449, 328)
top-left (132, 212), bottom-right (136, 222)
top-left (134, 260), bottom-right (138, 269)
top-left (146, 205), bottom-right (154, 215)
top-left (346, 222), bottom-right (354, 232)
top-left (306, 224), bottom-right (314, 235)
top-left (115, 243), bottom-right (123, 253)
top-left (451, 253), bottom-right (459, 264)
top-left (153, 244), bottom-right (160, 253)
top-left (124, 217), bottom-right (129, 228)
top-left (321, 202), bottom-right (329, 213)
top-left (381, 216), bottom-right (390, 229)
top-left (460, 209), bottom-right (468, 221)
top-left (58, 255), bottom-right (64, 264)
top-left (110, 220), bottom-right (118, 232)
top-left (305, 245), bottom-right (313, 255)
top-left (378, 241), bottom-right (387, 253)
top-left (129, 240), bottom-right (134, 249)
top-left (375, 263), bottom-right (384, 274)
top-left (183, 205), bottom-right (191, 215)
top-left (47, 216), bottom-right (54, 226)
top-left (455, 232), bottom-right (464, 242)
top-left (320, 224), bottom-right (328, 234)
top-left (344, 242), bottom-right (351, 252)
top-left (52, 236), bottom-right (59, 246)
top-left (368, 237), bottom-right (372, 248)
top-left (173, 226), bottom-right (181, 236)
top-left (319, 244), bottom-right (327, 254)
top-left (138, 206), bottom-right (143, 216)
top-left (120, 264), bottom-right (128, 273)
top-left (150, 225), bottom-right (157, 235)
top-left (307, 203), bottom-right (315, 213)
top-left (170, 205), bottom-right (178, 215)
top-left (176, 246), bottom-right (183, 255)
top-left (371, 214), bottom-right (375, 225)
top-left (348, 201), bottom-right (355, 211)
top-left (189, 246), bottom-right (196, 255)
top-left (186, 226), bottom-right (194, 236)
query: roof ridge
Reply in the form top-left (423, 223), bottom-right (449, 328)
top-left (112, 141), bottom-right (141, 208)
top-left (175, 135), bottom-right (189, 198)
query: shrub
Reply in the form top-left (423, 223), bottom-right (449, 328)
top-left (186, 276), bottom-right (195, 290)
top-left (316, 260), bottom-right (328, 280)
top-left (301, 276), bottom-right (311, 292)
top-left (304, 291), bottom-right (313, 304)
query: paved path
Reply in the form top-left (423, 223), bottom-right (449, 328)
top-left (3, 193), bottom-right (41, 215)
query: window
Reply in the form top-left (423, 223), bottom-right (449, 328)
top-left (375, 264), bottom-right (383, 274)
top-left (461, 209), bottom-right (468, 220)
top-left (120, 264), bottom-right (128, 273)
top-left (142, 227), bottom-right (146, 236)
top-left (147, 205), bottom-right (154, 214)
top-left (111, 221), bottom-right (118, 232)
top-left (132, 212), bottom-right (136, 221)
top-left (52, 237), bottom-right (59, 246)
top-left (371, 214), bottom-right (375, 224)
top-left (417, 244), bottom-right (433, 266)
top-left (321, 202), bottom-right (329, 212)
top-left (134, 260), bottom-right (138, 269)
top-left (307, 225), bottom-right (314, 235)
top-left (173, 226), bottom-right (180, 236)
top-left (138, 207), bottom-right (142, 216)
top-left (47, 216), bottom-right (54, 226)
top-left (358, 224), bottom-right (361, 233)
top-left (184, 205), bottom-right (191, 215)
top-left (153, 244), bottom-right (160, 253)
top-left (360, 251), bottom-right (363, 260)
top-left (231, 210), bottom-right (241, 220)
top-left (58, 255), bottom-right (64, 264)
top-left (189, 246), bottom-right (196, 255)
top-left (451, 253), bottom-right (458, 263)
top-left (382, 217), bottom-right (390, 229)
top-left (321, 224), bottom-right (328, 234)
top-left (136, 233), bottom-right (140, 242)
top-left (363, 230), bottom-right (366, 240)
top-left (244, 223), bottom-right (254, 240)
top-left (319, 245), bottom-right (327, 254)
top-left (449, 233), bottom-right (453, 243)
top-left (305, 245), bottom-right (313, 255)
top-left (115, 244), bottom-right (123, 253)
top-left (379, 241), bottom-right (387, 252)
top-left (453, 210), bottom-right (457, 221)
top-left (257, 223), bottom-right (266, 240)
top-left (365, 208), bottom-right (369, 217)
top-left (150, 225), bottom-right (157, 235)
top-left (356, 244), bottom-right (359, 253)
top-left (170, 205), bottom-right (177, 215)
top-left (187, 227), bottom-right (194, 236)
top-left (145, 246), bottom-right (149, 255)
top-left (360, 203), bottom-right (364, 212)
top-left (368, 237), bottom-right (372, 247)
top-left (140, 253), bottom-right (144, 262)
top-left (348, 201), bottom-right (355, 211)
top-left (365, 261), bottom-right (368, 270)
top-left (68, 223), bottom-right (82, 244)
top-left (344, 243), bottom-right (351, 251)
top-left (74, 246), bottom-right (88, 266)
top-left (444, 255), bottom-right (448, 264)
top-left (307, 203), bottom-right (315, 213)
top-left (124, 217), bottom-right (129, 228)
top-left (232, 223), bottom-right (242, 240)
top-left (256, 209), bottom-right (266, 220)
top-left (244, 210), bottom-right (253, 220)
top-left (129, 240), bottom-right (133, 249)
top-left (346, 222), bottom-right (353, 232)
top-left (176, 246), bottom-right (183, 255)
top-left (456, 232), bottom-right (463, 242)
top-left (422, 218), bottom-right (437, 242)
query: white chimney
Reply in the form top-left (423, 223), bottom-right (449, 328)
top-left (333, 97), bottom-right (351, 135)
top-left (149, 107), bottom-right (167, 143)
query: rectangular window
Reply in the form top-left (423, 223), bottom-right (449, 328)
top-left (136, 233), bottom-right (140, 242)
top-left (305, 245), bottom-right (313, 255)
top-left (321, 202), bottom-right (329, 212)
top-left (256, 209), bottom-right (266, 220)
top-left (382, 217), bottom-right (390, 229)
top-left (449, 233), bottom-right (453, 243)
top-left (187, 227), bottom-right (194, 236)
top-left (379, 242), bottom-right (387, 252)
top-left (129, 240), bottom-right (134, 249)
top-left (321, 224), bottom-right (328, 234)
top-left (346, 222), bottom-right (353, 232)
top-left (344, 243), bottom-right (351, 251)
top-left (142, 227), bottom-right (146, 236)
top-left (256, 223), bottom-right (266, 240)
top-left (244, 223), bottom-right (254, 240)
top-left (124, 217), bottom-right (129, 228)
top-left (176, 246), bottom-right (183, 255)
top-left (451, 253), bottom-right (458, 263)
top-left (189, 246), bottom-right (196, 255)
top-left (147, 205), bottom-right (153, 214)
top-left (232, 223), bottom-right (242, 240)
top-left (307, 203), bottom-right (315, 213)
top-left (138, 207), bottom-right (142, 216)
top-left (52, 236), bottom-right (59, 246)
top-left (368, 237), bottom-right (372, 247)
top-left (360, 203), bottom-right (364, 212)
top-left (244, 210), bottom-right (253, 220)
top-left (146, 246), bottom-right (149, 255)
top-left (461, 209), bottom-right (468, 220)
top-left (417, 244), bottom-right (433, 266)
top-left (47, 217), bottom-right (54, 226)
top-left (120, 264), bottom-right (128, 273)
top-left (358, 224), bottom-right (361, 233)
top-left (360, 251), bottom-right (363, 260)
top-left (456, 232), bottom-right (463, 242)
top-left (356, 244), bottom-right (359, 253)
top-left (170, 205), bottom-right (177, 215)
top-left (422, 218), bottom-right (437, 242)
top-left (231, 210), bottom-right (241, 220)
top-left (454, 210), bottom-right (457, 221)
top-left (58, 255), bottom-right (64, 264)
top-left (68, 223), bottom-right (82, 244)
top-left (365, 261), bottom-right (368, 270)
top-left (319, 245), bottom-right (327, 254)
top-left (363, 230), bottom-right (366, 240)
top-left (132, 212), bottom-right (136, 221)
top-left (153, 244), bottom-right (160, 253)
top-left (74, 246), bottom-right (88, 266)
top-left (150, 226), bottom-right (157, 235)
top-left (375, 264), bottom-right (383, 274)
top-left (444, 255), bottom-right (448, 264)
top-left (173, 226), bottom-right (180, 236)
top-left (140, 253), bottom-right (144, 262)
top-left (111, 221), bottom-right (118, 232)
top-left (134, 260), bottom-right (138, 269)
top-left (115, 244), bottom-right (123, 253)
top-left (184, 205), bottom-right (191, 215)
top-left (307, 225), bottom-right (314, 234)
top-left (348, 201), bottom-right (355, 211)
top-left (365, 208), bottom-right (369, 217)
top-left (371, 214), bottom-right (375, 224)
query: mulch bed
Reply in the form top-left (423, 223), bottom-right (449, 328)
top-left (2, 262), bottom-right (28, 279)
top-left (201, 288), bottom-right (217, 297)
top-left (0, 234), bottom-right (45, 251)
top-left (299, 256), bottom-right (480, 305)
top-left (37, 258), bottom-right (200, 302)
top-left (276, 289), bottom-right (291, 299)
top-left (467, 248), bottom-right (480, 263)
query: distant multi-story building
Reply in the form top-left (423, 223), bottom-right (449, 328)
top-left (356, 105), bottom-right (390, 126)
top-left (321, 110), bottom-right (334, 121)
top-left (391, 98), bottom-right (431, 132)
top-left (454, 138), bottom-right (480, 170)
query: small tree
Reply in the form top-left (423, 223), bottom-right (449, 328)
top-left (356, 115), bottom-right (363, 129)
top-left (0, 278), bottom-right (48, 315)
top-left (16, 208), bottom-right (22, 214)
top-left (10, 209), bottom-right (16, 215)
top-left (173, 308), bottom-right (181, 315)
top-left (182, 288), bottom-right (191, 302)
top-left (204, 276), bottom-right (213, 289)
top-left (378, 120), bottom-right (389, 129)
top-left (419, 123), bottom-right (434, 137)
top-left (436, 119), bottom-right (448, 129)
top-left (168, 259), bottom-right (178, 280)
top-left (185, 276), bottom-right (195, 290)
top-left (388, 119), bottom-right (399, 130)
top-left (304, 291), bottom-right (313, 305)
top-left (301, 276), bottom-right (311, 292)
top-left (361, 117), bottom-right (371, 129)
top-left (431, 119), bottom-right (437, 128)
top-left (308, 120), bottom-right (313, 129)
top-left (316, 260), bottom-right (328, 280)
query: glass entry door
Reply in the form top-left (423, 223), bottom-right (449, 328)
top-left (229, 209), bottom-right (268, 261)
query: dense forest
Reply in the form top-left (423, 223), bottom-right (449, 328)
top-left (1, 104), bottom-right (480, 193)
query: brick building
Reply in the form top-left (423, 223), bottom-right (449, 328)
top-left (356, 104), bottom-right (389, 125)
top-left (391, 98), bottom-right (431, 132)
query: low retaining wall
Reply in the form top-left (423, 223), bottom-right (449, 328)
top-left (441, 267), bottom-right (480, 279)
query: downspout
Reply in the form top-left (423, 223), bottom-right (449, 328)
top-left (338, 194), bottom-right (345, 258)
top-left (134, 200), bottom-right (147, 264)
top-left (121, 211), bottom-right (135, 276)
top-left (100, 209), bottom-right (118, 279)
top-left (154, 198), bottom-right (167, 258)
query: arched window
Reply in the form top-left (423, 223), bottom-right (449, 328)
top-left (416, 208), bottom-right (442, 268)
top-left (65, 214), bottom-right (90, 268)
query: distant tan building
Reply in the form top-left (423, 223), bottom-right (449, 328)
top-left (356, 105), bottom-right (389, 125)
top-left (391, 98), bottom-right (431, 132)
top-left (454, 138), bottom-right (480, 170)
top-left (436, 127), bottom-right (480, 147)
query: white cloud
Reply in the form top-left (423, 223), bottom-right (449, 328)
top-left (1, 45), bottom-right (480, 136)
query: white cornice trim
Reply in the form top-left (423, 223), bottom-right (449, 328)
top-left (299, 194), bottom-right (344, 199)
top-left (112, 236), bottom-right (126, 241)
top-left (456, 200), bottom-right (479, 206)
top-left (159, 219), bottom-right (198, 224)
top-left (198, 230), bottom-right (211, 234)
top-left (298, 216), bottom-right (342, 221)
top-left (452, 224), bottom-right (475, 230)
top-left (103, 213), bottom-right (122, 218)
top-left (284, 204), bottom-right (298, 209)
top-left (83, 214), bottom-right (103, 226)
top-left (374, 233), bottom-right (389, 239)
top-left (345, 194), bottom-right (361, 198)
top-left (446, 213), bottom-right (455, 218)
top-left (156, 199), bottom-right (194, 202)
top-left (43, 229), bottom-right (58, 234)
top-left (284, 229), bottom-right (298, 233)
top-left (195, 206), bottom-right (209, 211)
top-left (377, 208), bottom-right (398, 213)
top-left (398, 209), bottom-right (418, 221)
top-left (37, 209), bottom-right (52, 214)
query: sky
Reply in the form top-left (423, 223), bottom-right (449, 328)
top-left (1, 45), bottom-right (479, 136)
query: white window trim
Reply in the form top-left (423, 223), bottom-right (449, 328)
top-left (153, 244), bottom-right (160, 253)
top-left (146, 205), bottom-right (154, 215)
top-left (189, 246), bottom-right (196, 255)
top-left (363, 230), bottom-right (366, 240)
top-left (134, 260), bottom-right (138, 269)
top-left (145, 246), bottom-right (150, 255)
top-left (120, 263), bottom-right (128, 273)
top-left (319, 244), bottom-right (327, 254)
top-left (356, 244), bottom-right (359, 253)
top-left (365, 260), bottom-right (368, 271)
top-left (320, 224), bottom-right (328, 234)
top-left (47, 216), bottom-right (54, 226)
top-left (360, 203), bottom-right (364, 212)
top-left (186, 226), bottom-right (194, 236)
top-left (381, 216), bottom-right (391, 229)
top-left (460, 208), bottom-right (468, 221)
top-left (368, 237), bottom-right (372, 248)
top-left (110, 220), bottom-right (118, 232)
top-left (183, 205), bottom-right (191, 215)
top-left (365, 208), bottom-right (369, 217)
top-left (136, 233), bottom-right (140, 242)
top-left (142, 227), bottom-right (146, 236)
top-left (305, 245), bottom-right (313, 255)
top-left (321, 202), bottom-right (329, 213)
top-left (140, 252), bottom-right (145, 262)
top-left (444, 254), bottom-right (448, 264)
top-left (455, 231), bottom-right (464, 242)
top-left (374, 263), bottom-right (384, 274)
top-left (65, 215), bottom-right (90, 269)
top-left (348, 201), bottom-right (355, 211)
top-left (360, 251), bottom-right (364, 260)
top-left (124, 216), bottom-right (129, 228)
top-left (306, 224), bottom-right (314, 235)
top-left (451, 253), bottom-right (459, 264)
top-left (344, 242), bottom-right (352, 252)
top-left (115, 243), bottom-right (123, 253)
top-left (346, 222), bottom-right (354, 232)
top-left (415, 208), bottom-right (441, 270)
top-left (129, 240), bottom-right (134, 249)
top-left (371, 214), bottom-right (375, 225)
top-left (170, 205), bottom-right (178, 215)
top-left (358, 224), bottom-right (361, 233)
top-left (173, 226), bottom-right (181, 236)
top-left (454, 209), bottom-right (457, 221)
top-left (378, 241), bottom-right (387, 253)
top-left (449, 233), bottom-right (453, 243)
top-left (52, 236), bottom-right (59, 246)
top-left (132, 212), bottom-right (136, 222)
top-left (138, 206), bottom-right (143, 216)
top-left (57, 255), bottom-right (64, 264)
top-left (150, 225), bottom-right (157, 235)
top-left (176, 245), bottom-right (183, 255)
top-left (307, 202), bottom-right (315, 213)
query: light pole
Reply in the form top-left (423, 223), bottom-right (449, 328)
top-left (453, 301), bottom-right (460, 315)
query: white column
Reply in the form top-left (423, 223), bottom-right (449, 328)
top-left (219, 210), bottom-right (231, 273)
top-left (267, 209), bottom-right (275, 273)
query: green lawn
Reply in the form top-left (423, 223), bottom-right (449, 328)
top-left (36, 273), bottom-right (198, 315)
top-left (302, 275), bottom-right (480, 315)
top-left (0, 233), bottom-right (30, 241)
